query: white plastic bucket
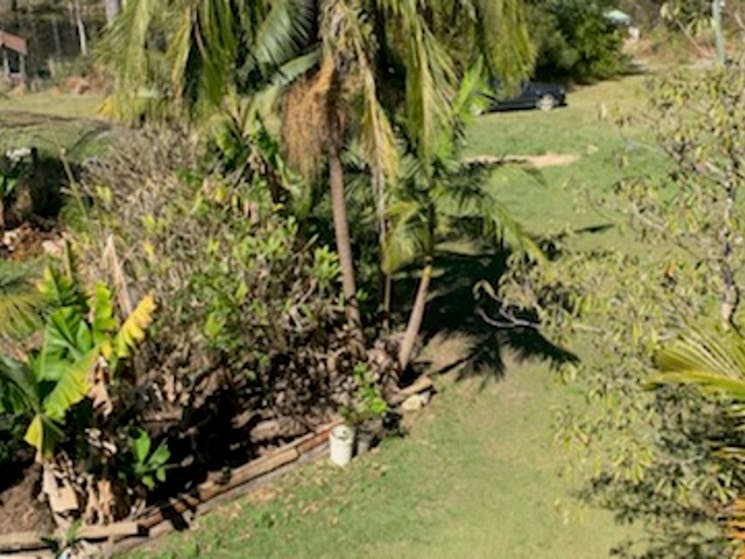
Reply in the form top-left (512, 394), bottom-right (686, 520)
top-left (329, 425), bottom-right (355, 466)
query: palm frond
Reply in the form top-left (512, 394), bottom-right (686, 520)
top-left (239, 0), bottom-right (316, 86)
top-left (0, 260), bottom-right (43, 342)
top-left (649, 328), bottom-right (745, 402)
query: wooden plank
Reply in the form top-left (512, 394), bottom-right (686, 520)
top-left (137, 421), bottom-right (340, 530)
top-left (0, 553), bottom-right (53, 559)
top-left (113, 442), bottom-right (330, 556)
top-left (139, 446), bottom-right (301, 529)
top-left (0, 522), bottom-right (141, 553)
top-left (78, 522), bottom-right (142, 540)
top-left (0, 424), bottom-right (338, 555)
top-left (0, 532), bottom-right (46, 553)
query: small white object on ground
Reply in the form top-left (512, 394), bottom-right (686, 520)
top-left (401, 392), bottom-right (431, 412)
top-left (329, 425), bottom-right (355, 467)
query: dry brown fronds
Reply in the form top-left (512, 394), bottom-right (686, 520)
top-left (282, 59), bottom-right (348, 180)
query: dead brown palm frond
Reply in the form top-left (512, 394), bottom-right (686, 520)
top-left (282, 59), bottom-right (347, 180)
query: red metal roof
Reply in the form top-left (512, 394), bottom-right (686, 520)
top-left (0, 31), bottom-right (28, 56)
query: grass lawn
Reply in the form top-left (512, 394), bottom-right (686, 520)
top-left (0, 92), bottom-right (110, 160)
top-left (469, 73), bottom-right (665, 239)
top-left (128, 357), bottom-right (631, 559)
top-left (123, 75), bottom-right (661, 559)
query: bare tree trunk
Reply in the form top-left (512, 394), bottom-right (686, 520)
top-left (328, 142), bottom-right (364, 351)
top-left (398, 262), bottom-right (432, 370)
top-left (71, 0), bottom-right (88, 56)
top-left (399, 203), bottom-right (436, 370)
top-left (382, 269), bottom-right (392, 331)
top-left (719, 190), bottom-right (740, 328)
top-left (713, 0), bottom-right (726, 66)
top-left (104, 0), bottom-right (121, 25)
top-left (52, 16), bottom-right (62, 58)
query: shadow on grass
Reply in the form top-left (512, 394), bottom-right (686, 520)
top-left (398, 222), bottom-right (619, 384)
top-left (394, 245), bottom-right (576, 386)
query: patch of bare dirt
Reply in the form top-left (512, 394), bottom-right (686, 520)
top-left (466, 153), bottom-right (580, 169)
top-left (0, 467), bottom-right (52, 535)
top-left (1, 225), bottom-right (66, 261)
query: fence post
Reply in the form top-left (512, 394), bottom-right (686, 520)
top-left (2, 47), bottom-right (10, 85)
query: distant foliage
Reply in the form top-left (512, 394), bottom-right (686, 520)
top-left (489, 63), bottom-right (745, 557)
top-left (528, 0), bottom-right (628, 82)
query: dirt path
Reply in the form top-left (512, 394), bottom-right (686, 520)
top-left (466, 153), bottom-right (580, 168)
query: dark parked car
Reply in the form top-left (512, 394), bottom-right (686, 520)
top-left (485, 81), bottom-right (567, 112)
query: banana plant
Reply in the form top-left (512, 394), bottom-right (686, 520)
top-left (0, 264), bottom-right (155, 459)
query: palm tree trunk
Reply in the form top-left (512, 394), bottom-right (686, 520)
top-left (382, 269), bottom-right (392, 331)
top-left (398, 261), bottom-right (432, 370)
top-left (399, 200), bottom-right (436, 370)
top-left (328, 141), bottom-right (364, 350)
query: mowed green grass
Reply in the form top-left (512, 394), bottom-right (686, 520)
top-left (123, 76), bottom-right (659, 559)
top-left (0, 92), bottom-right (109, 160)
top-left (469, 74), bottom-right (666, 238)
top-left (128, 360), bottom-right (630, 559)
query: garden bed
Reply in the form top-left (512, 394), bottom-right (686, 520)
top-left (0, 420), bottom-right (341, 556)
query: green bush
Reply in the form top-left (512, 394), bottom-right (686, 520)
top-left (528, 0), bottom-right (628, 82)
top-left (78, 128), bottom-right (363, 425)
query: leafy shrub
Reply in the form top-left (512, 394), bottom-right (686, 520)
top-left (343, 363), bottom-right (388, 426)
top-left (528, 0), bottom-right (628, 82)
top-left (77, 128), bottom-right (367, 431)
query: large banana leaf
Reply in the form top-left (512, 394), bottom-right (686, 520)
top-left (113, 295), bottom-right (156, 360)
top-left (24, 348), bottom-right (97, 458)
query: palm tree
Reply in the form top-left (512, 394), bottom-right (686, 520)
top-left (99, 0), bottom-right (536, 346)
top-left (385, 61), bottom-right (542, 369)
top-left (650, 328), bottom-right (745, 401)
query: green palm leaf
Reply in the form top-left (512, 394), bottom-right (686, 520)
top-left (0, 260), bottom-right (43, 342)
top-left (650, 328), bottom-right (745, 401)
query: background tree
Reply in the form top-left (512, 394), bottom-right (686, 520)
top-left (99, 0), bottom-right (536, 354)
top-left (490, 61), bottom-right (745, 557)
top-left (526, 0), bottom-right (628, 82)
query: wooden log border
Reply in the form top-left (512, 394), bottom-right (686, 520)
top-left (0, 375), bottom-right (435, 557)
top-left (0, 420), bottom-right (341, 556)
